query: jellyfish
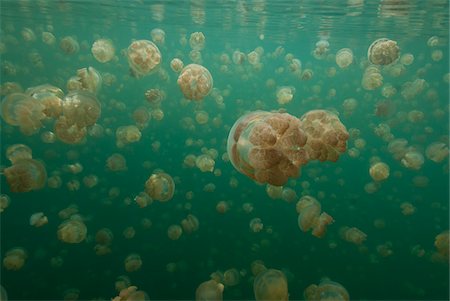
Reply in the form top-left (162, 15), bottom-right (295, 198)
top-left (54, 116), bottom-right (87, 144)
top-left (150, 28), bottom-right (165, 45)
top-left (296, 196), bottom-right (333, 238)
top-left (335, 48), bottom-right (353, 68)
top-left (170, 58), bottom-right (184, 73)
top-left (167, 224), bottom-right (183, 240)
top-left (124, 254), bottom-right (142, 272)
top-left (304, 278), bottom-right (349, 301)
top-left (145, 172), bottom-right (175, 202)
top-left (26, 84), bottom-right (64, 118)
top-left (195, 279), bottom-right (224, 301)
top-left (57, 219), bottom-right (87, 243)
top-left (369, 162), bottom-right (390, 181)
top-left (400, 202), bottom-right (416, 216)
top-left (42, 31), bottom-right (56, 45)
top-left (250, 218), bottom-right (264, 233)
top-left (6, 144), bottom-right (32, 164)
top-left (62, 91), bottom-right (101, 128)
top-left (425, 142), bottom-right (449, 163)
top-left (134, 191), bottom-right (153, 208)
top-left (227, 111), bottom-right (309, 186)
top-left (106, 153), bottom-right (128, 172)
top-left (177, 64), bottom-right (213, 101)
top-left (434, 231), bottom-right (449, 260)
top-left (0, 194), bottom-right (11, 213)
top-left (401, 150), bottom-right (424, 170)
top-left (91, 38), bottom-right (115, 63)
top-left (83, 174), bottom-right (99, 188)
top-left (115, 125), bottom-right (142, 148)
top-left (3, 159), bottom-right (47, 192)
top-left (181, 214), bottom-right (199, 234)
top-left (74, 67), bottom-right (102, 94)
top-left (189, 32), bottom-right (205, 50)
top-left (127, 40), bottom-right (161, 78)
top-left (216, 201), bottom-right (230, 214)
top-left (253, 269), bottom-right (289, 301)
top-left (276, 86), bottom-right (295, 105)
top-left (223, 268), bottom-right (241, 286)
top-left (196, 154), bottom-right (215, 172)
top-left (195, 110), bottom-right (209, 124)
top-left (368, 38), bottom-right (400, 65)
top-left (362, 65), bottom-right (383, 90)
top-left (3, 247), bottom-right (27, 271)
top-left (339, 226), bottom-right (367, 245)
top-left (29, 212), bottom-right (48, 227)
top-left (59, 36), bottom-right (79, 55)
top-left (144, 88), bottom-right (165, 106)
top-left (95, 228), bottom-right (114, 245)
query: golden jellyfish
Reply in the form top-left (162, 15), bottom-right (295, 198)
top-left (0, 194), bottom-right (11, 213)
top-left (26, 84), bottom-right (64, 119)
top-left (106, 153), bottom-right (128, 172)
top-left (177, 64), bottom-right (213, 101)
top-left (145, 171), bottom-right (175, 202)
top-left (6, 144), bottom-right (32, 164)
top-left (167, 224), bottom-right (183, 240)
top-left (189, 32), bottom-right (205, 50)
top-left (434, 231), bottom-right (449, 260)
top-left (362, 65), bottom-right (383, 90)
top-left (195, 154), bottom-right (215, 172)
top-left (195, 110), bottom-right (209, 124)
top-left (425, 142), bottom-right (449, 163)
top-left (339, 226), bottom-right (367, 245)
top-left (400, 53), bottom-right (414, 65)
top-left (250, 218), bottom-right (264, 233)
top-left (1, 92), bottom-right (46, 135)
top-left (124, 254), bottom-right (142, 272)
top-left (115, 125), bottom-right (142, 148)
top-left (170, 58), bottom-right (184, 73)
top-left (3, 247), bottom-right (27, 271)
top-left (253, 269), bottom-right (289, 301)
top-left (3, 159), bottom-right (47, 192)
top-left (223, 268), bottom-right (241, 286)
top-left (42, 31), bottom-right (56, 45)
top-left (300, 110), bottom-right (349, 163)
top-left (58, 204), bottom-right (79, 219)
top-left (144, 88), bottom-right (165, 106)
top-left (335, 48), bottom-right (353, 68)
top-left (401, 150), bottom-right (424, 170)
top-left (83, 174), bottom-right (98, 188)
top-left (251, 260), bottom-right (267, 276)
top-left (123, 226), bottom-right (136, 239)
top-left (151, 108), bottom-right (164, 121)
top-left (115, 275), bottom-right (131, 292)
top-left (91, 38), bottom-right (115, 63)
top-left (400, 202), bottom-right (416, 216)
top-left (21, 27), bottom-right (36, 42)
top-left (29, 212), bottom-right (48, 227)
top-left (150, 28), bottom-right (165, 45)
top-left (181, 214), bottom-right (199, 234)
top-left (296, 196), bottom-right (333, 238)
top-left (369, 162), bottom-right (390, 181)
top-left (62, 91), bottom-right (101, 128)
top-left (367, 38), bottom-right (400, 65)
top-left (431, 49), bottom-right (443, 62)
top-left (54, 116), bottom-right (87, 144)
top-left (134, 191), bottom-right (153, 208)
top-left (73, 67), bottom-right (102, 94)
top-left (57, 219), bottom-right (87, 243)
top-left (195, 280), bottom-right (224, 301)
top-left (342, 98), bottom-right (358, 116)
top-left (216, 200), bottom-right (230, 214)
top-left (276, 86), bottom-right (295, 105)
top-left (59, 36), bottom-right (79, 55)
top-left (227, 111), bottom-right (309, 186)
top-left (127, 40), bottom-right (161, 78)
top-left (281, 187), bottom-right (297, 203)
top-left (304, 278), bottom-right (349, 301)
top-left (95, 228), bottom-right (114, 245)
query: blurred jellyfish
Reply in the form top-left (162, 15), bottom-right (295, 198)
top-left (42, 31), bottom-right (56, 45)
top-left (335, 48), bottom-right (353, 68)
top-left (3, 247), bottom-right (27, 271)
top-left (253, 269), bottom-right (289, 301)
top-left (127, 40), bottom-right (161, 78)
top-left (95, 228), bottom-right (114, 245)
top-left (59, 36), bottom-right (79, 55)
top-left (369, 162), bottom-right (390, 181)
top-left (115, 125), bottom-right (142, 148)
top-left (181, 214), bottom-right (199, 234)
top-left (26, 84), bottom-right (64, 119)
top-left (134, 191), bottom-right (153, 208)
top-left (6, 144), bottom-right (32, 164)
top-left (3, 159), bottom-right (47, 192)
top-left (145, 88), bottom-right (166, 107)
top-left (250, 218), bottom-right (264, 233)
top-left (362, 65), bottom-right (383, 90)
top-left (367, 38), bottom-right (399, 65)
top-left (434, 231), bottom-right (449, 260)
top-left (106, 153), bottom-right (128, 172)
top-left (400, 53), bottom-right (414, 65)
top-left (91, 39), bottom-right (115, 63)
top-left (216, 200), bottom-right (230, 214)
top-left (296, 195), bottom-right (334, 238)
top-left (57, 218), bottom-right (87, 243)
top-left (195, 279), bottom-right (224, 301)
top-left (425, 142), bottom-right (449, 163)
top-left (189, 32), bottom-right (205, 50)
top-left (177, 64), bottom-right (213, 101)
top-left (29, 212), bottom-right (48, 227)
top-left (195, 154), bottom-right (215, 172)
top-left (339, 226), bottom-right (367, 245)
top-left (150, 28), bottom-right (166, 45)
top-left (124, 254), bottom-right (142, 272)
top-left (223, 268), bottom-right (241, 286)
top-left (0, 194), bottom-right (11, 213)
top-left (304, 278), bottom-right (349, 301)
top-left (145, 171), bottom-right (175, 202)
top-left (276, 86), bottom-right (295, 105)
top-left (401, 150), bottom-right (424, 170)
top-left (167, 224), bottom-right (183, 240)
top-left (342, 98), bottom-right (358, 116)
top-left (400, 202), bottom-right (416, 216)
top-left (170, 58), bottom-right (184, 73)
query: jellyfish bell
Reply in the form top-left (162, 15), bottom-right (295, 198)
top-left (91, 38), bottom-right (115, 63)
top-left (3, 159), bottom-right (47, 193)
top-left (368, 38), bottom-right (400, 65)
top-left (177, 64), bottom-right (213, 101)
top-left (57, 219), bottom-right (87, 243)
top-left (304, 278), bottom-right (349, 301)
top-left (145, 171), bottom-right (175, 202)
top-left (195, 279), bottom-right (224, 301)
top-left (253, 268), bottom-right (289, 301)
top-left (127, 40), bottom-right (162, 78)
top-left (29, 212), bottom-right (48, 227)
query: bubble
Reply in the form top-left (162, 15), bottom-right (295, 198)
top-left (177, 64), bottom-right (213, 101)
top-left (339, 226), bottom-right (367, 245)
top-left (170, 58), bottom-right (184, 73)
top-left (195, 280), bottom-right (224, 301)
top-left (145, 172), bottom-right (175, 202)
top-left (127, 40), bottom-right (161, 77)
top-left (3, 247), bottom-right (27, 271)
top-left (335, 48), bottom-right (354, 68)
top-left (369, 162), bottom-right (390, 181)
top-left (57, 219), bottom-right (87, 244)
top-left (4, 159), bottom-right (47, 192)
top-left (253, 269), bottom-right (289, 301)
top-left (304, 278), bottom-right (349, 301)
top-left (29, 212), bottom-right (48, 227)
top-left (124, 254), bottom-right (142, 272)
top-left (91, 39), bottom-right (115, 63)
top-left (189, 32), bottom-right (205, 50)
top-left (115, 125), bottom-right (142, 148)
top-left (368, 38), bottom-right (400, 65)
top-left (167, 224), bottom-right (183, 240)
top-left (106, 153), bottom-right (128, 172)
top-left (59, 36), bottom-right (79, 55)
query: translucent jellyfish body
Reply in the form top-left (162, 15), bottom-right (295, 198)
top-left (29, 212), bottom-right (48, 227)
top-left (91, 39), bottom-right (115, 63)
top-left (124, 254), bottom-right (142, 272)
top-left (145, 172), bottom-right (175, 202)
top-left (3, 159), bottom-right (47, 192)
top-left (335, 48), bottom-right (354, 68)
top-left (368, 38), bottom-right (400, 65)
top-left (300, 110), bottom-right (349, 162)
top-left (170, 58), bottom-right (184, 73)
top-left (195, 279), bottom-right (224, 301)
top-left (369, 162), bottom-right (390, 181)
top-left (74, 67), bottom-right (102, 94)
top-left (296, 195), bottom-right (334, 238)
top-left (115, 125), bottom-right (142, 148)
top-left (304, 278), bottom-right (349, 301)
top-left (189, 32), bottom-right (206, 50)
top-left (425, 142), bottom-right (449, 163)
top-left (195, 154), bottom-right (215, 172)
top-left (59, 36), bottom-right (79, 55)
top-left (177, 64), bottom-right (213, 101)
top-left (362, 65), bottom-right (383, 90)
top-left (339, 226), bottom-right (367, 245)
top-left (434, 231), bottom-right (449, 260)
top-left (106, 153), bottom-right (128, 172)
top-left (276, 86), bottom-right (295, 105)
top-left (6, 144), bottom-right (32, 164)
top-left (57, 219), bottom-right (87, 243)
top-left (3, 247), bottom-right (27, 271)
top-left (62, 91), bottom-right (101, 128)
top-left (26, 84), bottom-right (64, 118)
top-left (253, 269), bottom-right (289, 301)
top-left (127, 40), bottom-right (161, 77)
top-left (0, 194), bottom-right (11, 213)
top-left (227, 111), bottom-right (309, 186)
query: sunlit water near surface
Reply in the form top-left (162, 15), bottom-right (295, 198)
top-left (0, 0), bottom-right (449, 300)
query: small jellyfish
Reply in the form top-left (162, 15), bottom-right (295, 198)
top-left (95, 228), bottom-right (114, 245)
top-left (401, 150), bottom-right (424, 170)
top-left (29, 212), bottom-right (48, 227)
top-left (369, 162), bottom-right (390, 181)
top-left (170, 58), bottom-right (184, 73)
top-left (425, 142), bottom-right (449, 163)
top-left (42, 31), bottom-right (56, 45)
top-left (434, 231), bottom-right (449, 260)
top-left (150, 28), bottom-right (166, 45)
top-left (57, 219), bottom-right (87, 244)
top-left (3, 159), bottom-right (47, 192)
top-left (339, 226), bottom-right (367, 245)
top-left (335, 48), bottom-right (353, 68)
top-left (134, 191), bottom-right (153, 208)
top-left (91, 38), bottom-right (115, 63)
top-left (124, 254), bottom-right (142, 272)
top-left (6, 144), bottom-right (32, 164)
top-left (74, 67), bottom-right (102, 94)
top-left (223, 268), bottom-right (241, 286)
top-left (167, 224), bottom-right (183, 240)
top-left (368, 38), bottom-right (400, 65)
top-left (177, 64), bottom-right (213, 101)
top-left (361, 65), bottom-right (383, 90)
top-left (181, 214), bottom-right (199, 234)
top-left (189, 32), bottom-right (205, 50)
top-left (304, 278), bottom-right (349, 301)
top-left (3, 247), bottom-right (27, 271)
top-left (62, 91), bottom-right (101, 128)
top-left (296, 196), bottom-right (333, 238)
top-left (145, 172), bottom-right (175, 202)
top-left (0, 194), bottom-right (11, 213)
top-left (195, 279), bottom-right (224, 301)
top-left (59, 36), bottom-right (79, 55)
top-left (276, 86), bottom-right (295, 105)
top-left (195, 154), bottom-right (215, 172)
top-left (195, 110), bottom-right (209, 125)
top-left (127, 40), bottom-right (161, 78)
top-left (250, 218), bottom-right (264, 233)
top-left (253, 269), bottom-right (289, 301)
top-left (106, 153), bottom-right (128, 172)
top-left (144, 88), bottom-right (166, 106)
top-left (115, 125), bottom-right (142, 148)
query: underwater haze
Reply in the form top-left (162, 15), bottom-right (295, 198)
top-left (0, 0), bottom-right (449, 300)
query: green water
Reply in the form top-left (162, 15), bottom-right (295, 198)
top-left (0, 0), bottom-right (449, 300)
